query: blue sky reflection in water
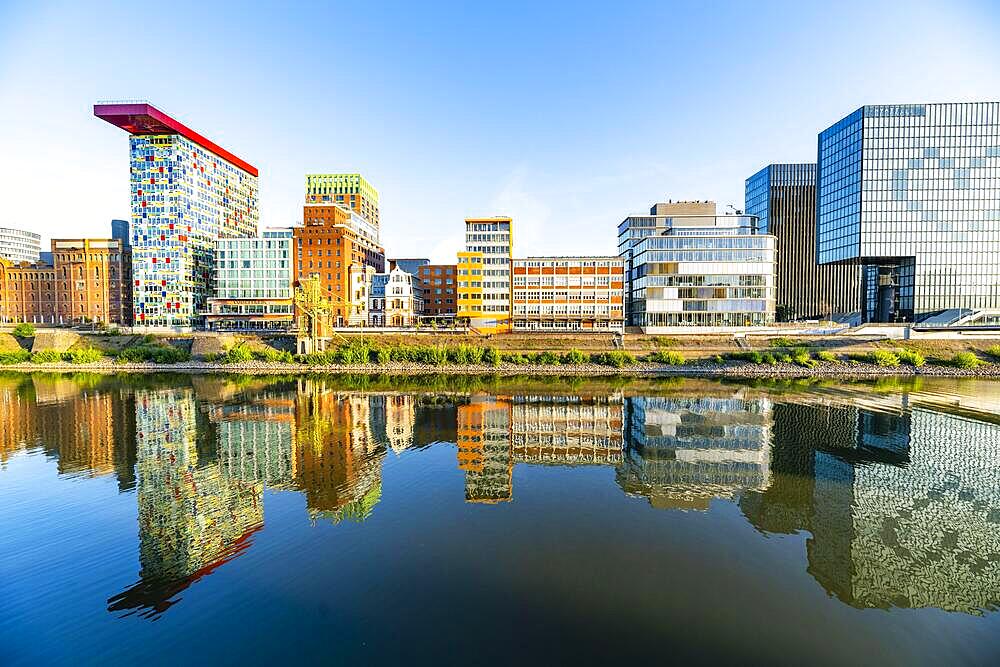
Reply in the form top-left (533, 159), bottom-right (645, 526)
top-left (1, 373), bottom-right (1000, 665)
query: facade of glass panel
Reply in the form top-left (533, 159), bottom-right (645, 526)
top-left (459, 218), bottom-right (512, 333)
top-left (817, 102), bottom-right (1000, 322)
top-left (618, 203), bottom-right (776, 329)
top-left (746, 163), bottom-right (860, 320)
top-left (0, 227), bottom-right (42, 264)
top-left (206, 229), bottom-right (293, 331)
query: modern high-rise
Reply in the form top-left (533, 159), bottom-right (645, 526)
top-left (206, 228), bottom-right (295, 331)
top-left (304, 174), bottom-right (380, 229)
top-left (816, 102), bottom-right (1000, 324)
top-left (0, 227), bottom-right (41, 264)
top-left (746, 164), bottom-right (860, 320)
top-left (618, 201), bottom-right (777, 329)
top-left (95, 101), bottom-right (259, 327)
top-left (458, 217), bottom-right (512, 333)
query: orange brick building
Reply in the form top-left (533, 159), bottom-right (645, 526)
top-left (0, 238), bottom-right (131, 325)
top-left (294, 203), bottom-right (385, 327)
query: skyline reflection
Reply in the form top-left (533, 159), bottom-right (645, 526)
top-left (0, 373), bottom-right (998, 617)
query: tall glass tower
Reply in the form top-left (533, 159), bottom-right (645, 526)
top-left (95, 102), bottom-right (259, 327)
top-left (816, 102), bottom-right (1000, 323)
top-left (746, 164), bottom-right (860, 321)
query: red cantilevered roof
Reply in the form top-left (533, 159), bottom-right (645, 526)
top-left (94, 101), bottom-right (258, 177)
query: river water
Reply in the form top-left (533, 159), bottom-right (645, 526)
top-left (1, 372), bottom-right (999, 665)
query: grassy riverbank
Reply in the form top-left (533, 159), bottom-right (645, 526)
top-left (1, 331), bottom-right (1000, 377)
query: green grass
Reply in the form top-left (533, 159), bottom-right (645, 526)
top-left (30, 350), bottom-right (62, 363)
top-left (562, 349), bottom-right (588, 364)
top-left (222, 343), bottom-right (254, 364)
top-left (648, 350), bottom-right (685, 365)
top-left (770, 336), bottom-right (796, 348)
top-left (862, 350), bottom-right (899, 368)
top-left (986, 345), bottom-right (1000, 361)
top-left (591, 351), bottom-right (636, 368)
top-left (0, 349), bottom-right (31, 365)
top-left (63, 347), bottom-right (104, 364)
top-left (815, 350), bottom-right (838, 363)
top-left (116, 342), bottom-right (191, 364)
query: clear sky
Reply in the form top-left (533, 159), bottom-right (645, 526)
top-left (1, 0), bottom-right (998, 263)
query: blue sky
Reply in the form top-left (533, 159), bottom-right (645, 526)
top-left (1, 0), bottom-right (998, 262)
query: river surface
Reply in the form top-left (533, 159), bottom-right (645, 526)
top-left (1, 372), bottom-right (1000, 665)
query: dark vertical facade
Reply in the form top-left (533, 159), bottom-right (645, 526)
top-left (746, 164), bottom-right (860, 320)
top-left (817, 102), bottom-right (1000, 323)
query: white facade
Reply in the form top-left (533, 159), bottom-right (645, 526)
top-left (464, 218), bottom-right (512, 332)
top-left (0, 227), bottom-right (42, 265)
top-left (368, 266), bottom-right (423, 327)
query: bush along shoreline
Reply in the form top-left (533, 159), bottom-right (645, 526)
top-left (0, 339), bottom-right (999, 377)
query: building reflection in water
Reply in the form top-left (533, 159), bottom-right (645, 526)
top-left (618, 396), bottom-right (773, 510)
top-left (108, 388), bottom-right (264, 619)
top-left (1, 373), bottom-right (998, 618)
top-left (457, 394), bottom-right (625, 503)
top-left (741, 401), bottom-right (1000, 615)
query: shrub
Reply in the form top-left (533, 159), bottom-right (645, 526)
top-left (503, 352), bottom-right (529, 365)
top-left (815, 350), bottom-right (838, 363)
top-left (11, 323), bottom-right (35, 338)
top-left (0, 349), bottom-right (31, 364)
top-left (467, 346), bottom-right (485, 365)
top-left (867, 349), bottom-right (901, 367)
top-left (789, 347), bottom-right (815, 368)
top-left (951, 351), bottom-right (981, 369)
top-left (986, 345), bottom-right (1000, 361)
top-left (770, 336), bottom-right (795, 348)
top-left (375, 347), bottom-right (391, 365)
top-left (116, 342), bottom-right (190, 364)
top-left (483, 346), bottom-right (502, 366)
top-left (536, 351), bottom-right (561, 365)
top-left (562, 349), bottom-right (588, 365)
top-left (63, 347), bottom-right (104, 364)
top-left (648, 350), bottom-right (685, 365)
top-left (30, 350), bottom-right (62, 363)
top-left (449, 344), bottom-right (471, 364)
top-left (592, 350), bottom-right (636, 368)
top-left (713, 355), bottom-right (725, 364)
top-left (727, 350), bottom-right (763, 364)
top-left (895, 348), bottom-right (926, 367)
top-left (251, 347), bottom-right (294, 364)
top-left (222, 343), bottom-right (254, 364)
top-left (761, 352), bottom-right (777, 365)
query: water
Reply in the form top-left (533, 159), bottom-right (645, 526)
top-left (1, 372), bottom-right (1000, 665)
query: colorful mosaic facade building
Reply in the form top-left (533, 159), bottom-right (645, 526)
top-left (95, 102), bottom-right (259, 327)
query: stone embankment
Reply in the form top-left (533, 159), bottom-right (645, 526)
top-left (3, 359), bottom-right (1000, 378)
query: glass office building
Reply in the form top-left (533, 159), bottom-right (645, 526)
top-left (746, 164), bottom-right (860, 320)
top-left (817, 102), bottom-right (1000, 323)
top-left (206, 229), bottom-right (293, 331)
top-left (618, 202), bottom-right (776, 329)
top-left (0, 227), bottom-right (42, 265)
